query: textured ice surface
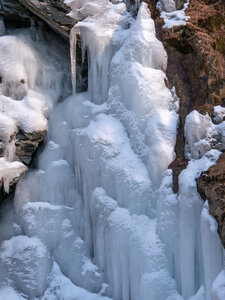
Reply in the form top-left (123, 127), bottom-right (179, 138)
top-left (42, 262), bottom-right (111, 300)
top-left (0, 0), bottom-right (224, 299)
top-left (212, 270), bottom-right (225, 300)
top-left (0, 236), bottom-right (52, 298)
top-left (201, 201), bottom-right (223, 300)
top-left (178, 150), bottom-right (223, 299)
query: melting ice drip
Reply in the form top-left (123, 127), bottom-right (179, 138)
top-left (0, 1), bottom-right (224, 300)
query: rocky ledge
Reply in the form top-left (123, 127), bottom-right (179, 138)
top-left (0, 0), bottom-right (76, 39)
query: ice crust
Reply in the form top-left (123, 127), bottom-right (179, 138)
top-left (0, 0), bottom-right (224, 299)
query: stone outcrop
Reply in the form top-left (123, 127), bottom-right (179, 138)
top-left (0, 0), bottom-right (76, 39)
top-left (15, 129), bottom-right (46, 165)
top-left (17, 0), bottom-right (75, 39)
top-left (0, 128), bottom-right (46, 202)
top-left (197, 152), bottom-right (225, 248)
top-left (0, 0), bottom-right (31, 28)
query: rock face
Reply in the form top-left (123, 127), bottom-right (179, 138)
top-left (15, 129), bottom-right (46, 165)
top-left (0, 0), bottom-right (75, 39)
top-left (18, 0), bottom-right (75, 39)
top-left (197, 152), bottom-right (225, 248)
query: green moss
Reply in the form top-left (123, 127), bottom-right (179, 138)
top-left (216, 35), bottom-right (225, 54)
top-left (208, 14), bottom-right (225, 32)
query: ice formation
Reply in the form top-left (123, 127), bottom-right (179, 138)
top-left (0, 28), bottom-right (71, 193)
top-left (0, 0), bottom-right (224, 299)
top-left (185, 110), bottom-right (225, 159)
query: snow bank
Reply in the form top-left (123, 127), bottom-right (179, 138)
top-left (213, 106), bottom-right (225, 123)
top-left (185, 110), bottom-right (225, 159)
top-left (157, 0), bottom-right (190, 29)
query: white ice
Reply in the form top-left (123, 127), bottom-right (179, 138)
top-left (0, 25), bottom-right (71, 193)
top-left (185, 110), bottom-right (225, 159)
top-left (0, 0), bottom-right (224, 299)
top-left (157, 0), bottom-right (190, 29)
top-left (213, 105), bottom-right (225, 123)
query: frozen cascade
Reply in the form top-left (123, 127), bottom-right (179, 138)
top-left (0, 1), bottom-right (224, 300)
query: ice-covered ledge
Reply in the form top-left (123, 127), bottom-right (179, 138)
top-left (0, 158), bottom-right (28, 195)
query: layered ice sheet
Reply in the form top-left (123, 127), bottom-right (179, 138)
top-left (0, 0), bottom-right (224, 299)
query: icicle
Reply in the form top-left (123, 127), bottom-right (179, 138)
top-left (70, 26), bottom-right (80, 94)
top-left (201, 201), bottom-right (223, 300)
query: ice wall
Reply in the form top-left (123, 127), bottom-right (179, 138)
top-left (0, 0), bottom-right (224, 299)
top-left (0, 26), bottom-right (71, 193)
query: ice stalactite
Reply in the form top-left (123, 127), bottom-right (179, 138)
top-left (0, 0), bottom-right (224, 299)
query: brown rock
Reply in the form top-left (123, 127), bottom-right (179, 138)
top-left (0, 0), bottom-right (76, 39)
top-left (18, 0), bottom-right (76, 39)
top-left (15, 129), bottom-right (46, 165)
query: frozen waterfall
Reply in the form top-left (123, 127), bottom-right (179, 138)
top-left (0, 1), bottom-right (224, 300)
